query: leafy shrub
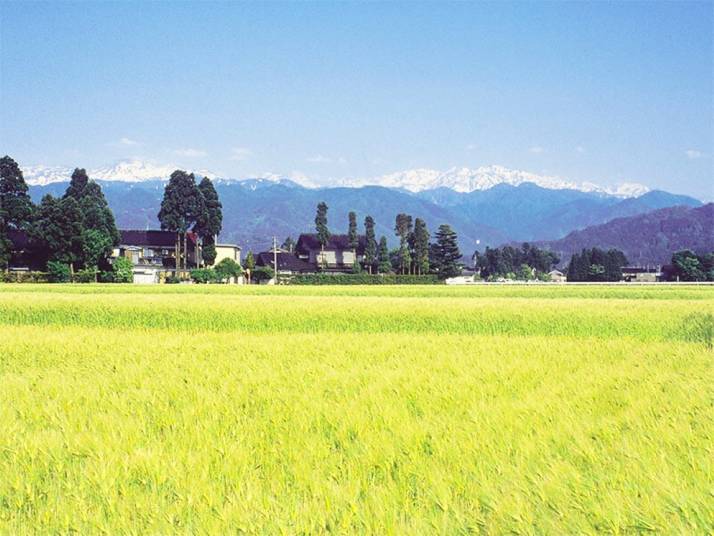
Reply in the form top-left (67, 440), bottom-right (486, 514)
top-left (190, 268), bottom-right (218, 284)
top-left (112, 257), bottom-right (134, 283)
top-left (252, 266), bottom-right (275, 283)
top-left (214, 258), bottom-right (242, 283)
top-left (287, 274), bottom-right (440, 285)
top-left (165, 275), bottom-right (181, 284)
top-left (47, 261), bottom-right (72, 283)
top-left (0, 270), bottom-right (50, 283)
top-left (74, 266), bottom-right (97, 283)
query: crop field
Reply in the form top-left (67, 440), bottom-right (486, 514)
top-left (0, 284), bottom-right (712, 533)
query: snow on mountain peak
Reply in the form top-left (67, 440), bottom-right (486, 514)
top-left (344, 165), bottom-right (649, 197)
top-left (22, 160), bottom-right (650, 198)
top-left (22, 159), bottom-right (218, 186)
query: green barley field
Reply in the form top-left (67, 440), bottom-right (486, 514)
top-left (0, 284), bottom-right (712, 533)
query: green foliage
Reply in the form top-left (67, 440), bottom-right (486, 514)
top-left (364, 216), bottom-right (377, 273)
top-left (165, 275), bottom-right (181, 284)
top-left (0, 271), bottom-right (49, 283)
top-left (74, 266), bottom-right (97, 283)
top-left (112, 256), bottom-right (134, 283)
top-left (214, 257), bottom-right (242, 282)
top-left (412, 218), bottom-right (430, 275)
top-left (244, 251), bottom-right (256, 270)
top-left (394, 213), bottom-right (413, 274)
top-left (347, 211), bottom-right (358, 251)
top-left (190, 268), bottom-right (218, 284)
top-left (29, 195), bottom-right (84, 269)
top-left (63, 168), bottom-right (90, 200)
top-left (287, 273), bottom-right (439, 285)
top-left (252, 266), bottom-right (275, 283)
top-left (432, 224), bottom-right (462, 279)
top-left (667, 250), bottom-right (712, 282)
top-left (377, 236), bottom-right (391, 274)
top-left (281, 236), bottom-right (295, 253)
top-left (0, 155), bottom-right (34, 229)
top-left (567, 248), bottom-right (628, 282)
top-left (314, 201), bottom-right (330, 249)
top-left (1, 156), bottom-right (34, 269)
top-left (46, 261), bottom-right (71, 283)
top-left (194, 177), bottom-right (223, 240)
top-left (475, 243), bottom-right (559, 279)
top-left (201, 238), bottom-right (217, 266)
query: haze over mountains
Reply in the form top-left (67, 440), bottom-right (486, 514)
top-left (24, 160), bottom-right (703, 257)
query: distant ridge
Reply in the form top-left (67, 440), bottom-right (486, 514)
top-left (534, 204), bottom-right (714, 266)
top-left (23, 159), bottom-right (648, 197)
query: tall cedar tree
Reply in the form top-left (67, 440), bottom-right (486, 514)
top-left (377, 236), bottom-right (391, 274)
top-left (433, 224), bottom-right (462, 279)
top-left (29, 195), bottom-right (83, 271)
top-left (364, 216), bottom-right (377, 274)
top-left (413, 218), bottom-right (430, 275)
top-left (63, 171), bottom-right (120, 272)
top-left (0, 156), bottom-right (34, 269)
top-left (194, 177), bottom-right (223, 266)
top-left (281, 236), bottom-right (295, 252)
top-left (347, 211), bottom-right (358, 255)
top-left (158, 170), bottom-right (205, 270)
top-left (244, 250), bottom-right (255, 283)
top-left (394, 213), bottom-right (413, 274)
top-left (314, 202), bottom-right (330, 268)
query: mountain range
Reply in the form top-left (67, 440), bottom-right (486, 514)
top-left (534, 204), bottom-right (713, 267)
top-left (23, 160), bottom-right (703, 256)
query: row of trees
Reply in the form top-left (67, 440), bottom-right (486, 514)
top-left (664, 250), bottom-right (714, 281)
top-left (474, 243), bottom-right (559, 280)
top-left (158, 170), bottom-right (223, 268)
top-left (311, 203), bottom-right (463, 279)
top-left (1, 157), bottom-right (122, 279)
top-left (566, 248), bottom-right (628, 282)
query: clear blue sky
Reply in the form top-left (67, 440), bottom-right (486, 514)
top-left (1, 1), bottom-right (712, 198)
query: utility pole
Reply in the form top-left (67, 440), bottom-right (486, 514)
top-left (273, 236), bottom-right (278, 285)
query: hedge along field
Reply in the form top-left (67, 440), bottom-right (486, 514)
top-left (0, 285), bottom-right (712, 533)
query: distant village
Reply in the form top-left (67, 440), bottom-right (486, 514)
top-left (1, 156), bottom-right (711, 284)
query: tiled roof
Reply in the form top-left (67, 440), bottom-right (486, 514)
top-left (295, 233), bottom-right (366, 255)
top-left (255, 251), bottom-right (316, 273)
top-left (119, 230), bottom-right (197, 247)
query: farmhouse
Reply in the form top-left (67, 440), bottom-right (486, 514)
top-left (5, 229), bottom-right (31, 270)
top-left (255, 251), bottom-right (315, 275)
top-left (112, 230), bottom-right (200, 283)
top-left (622, 266), bottom-right (662, 283)
top-left (548, 269), bottom-right (567, 283)
top-left (213, 243), bottom-right (241, 266)
top-left (295, 233), bottom-right (366, 272)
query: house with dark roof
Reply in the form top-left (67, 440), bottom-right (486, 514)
top-left (6, 229), bottom-right (31, 270)
top-left (295, 233), bottom-right (366, 272)
top-left (255, 251), bottom-right (315, 275)
top-left (622, 266), bottom-right (662, 283)
top-left (112, 230), bottom-right (200, 283)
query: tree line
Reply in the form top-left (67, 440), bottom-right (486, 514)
top-left (290, 202), bottom-right (464, 279)
top-left (0, 156), bottom-right (123, 281)
top-left (566, 248), bottom-right (629, 282)
top-left (474, 243), bottom-right (559, 281)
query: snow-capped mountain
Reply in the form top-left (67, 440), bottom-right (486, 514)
top-left (345, 165), bottom-right (649, 197)
top-left (22, 160), bottom-right (649, 198)
top-left (22, 160), bottom-right (218, 186)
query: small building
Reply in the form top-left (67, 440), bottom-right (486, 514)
top-left (6, 229), bottom-right (31, 271)
top-left (255, 251), bottom-right (315, 277)
top-left (212, 243), bottom-right (241, 266)
top-left (113, 230), bottom-right (200, 283)
top-left (548, 269), bottom-right (567, 283)
top-left (295, 233), bottom-right (366, 272)
top-left (622, 266), bottom-right (661, 283)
